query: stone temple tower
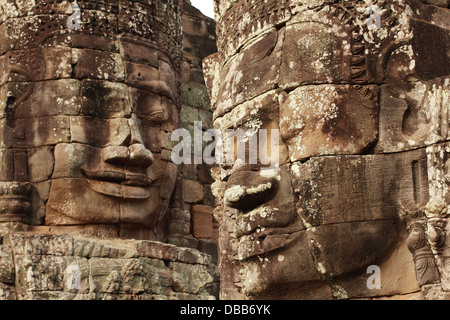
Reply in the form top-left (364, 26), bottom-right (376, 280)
top-left (0, 0), bottom-right (218, 300)
top-left (205, 0), bottom-right (450, 300)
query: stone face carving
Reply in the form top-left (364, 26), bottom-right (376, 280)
top-left (0, 0), bottom-right (182, 240)
top-left (0, 0), bottom-right (219, 301)
top-left (205, 0), bottom-right (450, 299)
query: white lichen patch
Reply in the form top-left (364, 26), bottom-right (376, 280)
top-left (426, 144), bottom-right (450, 204)
top-left (224, 185), bottom-right (246, 205)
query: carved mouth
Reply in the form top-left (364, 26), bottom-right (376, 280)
top-left (237, 226), bottom-right (303, 261)
top-left (235, 203), bottom-right (302, 260)
top-left (82, 169), bottom-right (154, 199)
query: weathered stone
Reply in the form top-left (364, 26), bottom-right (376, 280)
top-left (168, 235), bottom-right (199, 250)
top-left (198, 239), bottom-right (218, 264)
top-left (191, 205), bottom-right (214, 239)
top-left (180, 105), bottom-right (199, 124)
top-left (74, 237), bottom-right (138, 259)
top-left (120, 38), bottom-right (159, 69)
top-left (0, 0), bottom-right (215, 302)
top-left (280, 85), bottom-right (379, 161)
top-left (74, 49), bottom-right (124, 81)
top-left (160, 162), bottom-right (178, 200)
top-left (292, 149), bottom-right (429, 227)
top-left (209, 0), bottom-right (450, 301)
top-left (46, 178), bottom-right (121, 226)
top-left (70, 117), bottom-right (131, 148)
top-left (0, 245), bottom-right (14, 284)
top-left (377, 77), bottom-right (450, 153)
top-left (13, 116), bottom-right (71, 148)
top-left (52, 143), bottom-right (93, 179)
top-left (183, 179), bottom-right (204, 203)
top-left (181, 81), bottom-right (211, 110)
top-left (8, 233), bottom-right (74, 256)
top-left (27, 147), bottom-right (54, 183)
top-left (177, 246), bottom-right (212, 266)
top-left (0, 48), bottom-right (73, 84)
top-left (89, 257), bottom-right (172, 295)
top-left (168, 219), bottom-right (191, 235)
top-left (170, 262), bottom-right (214, 294)
top-left (14, 255), bottom-right (74, 292)
top-left (80, 80), bottom-right (132, 119)
top-left (0, 283), bottom-right (15, 300)
top-left (135, 241), bottom-right (178, 262)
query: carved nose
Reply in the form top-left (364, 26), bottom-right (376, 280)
top-left (128, 143), bottom-right (154, 167)
top-left (101, 114), bottom-right (154, 168)
top-left (102, 144), bottom-right (153, 168)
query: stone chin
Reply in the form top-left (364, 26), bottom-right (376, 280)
top-left (239, 233), bottom-right (329, 299)
top-left (238, 219), bottom-right (401, 299)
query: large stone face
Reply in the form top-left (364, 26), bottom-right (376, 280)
top-left (0, 0), bottom-right (219, 301)
top-left (0, 0), bottom-right (183, 239)
top-left (206, 0), bottom-right (450, 300)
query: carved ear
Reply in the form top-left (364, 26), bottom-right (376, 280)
top-left (202, 53), bottom-right (220, 110)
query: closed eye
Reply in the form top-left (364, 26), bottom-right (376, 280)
top-left (139, 110), bottom-right (165, 125)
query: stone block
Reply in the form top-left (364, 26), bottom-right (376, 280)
top-left (191, 205), bottom-right (214, 239)
top-left (279, 21), bottom-right (351, 88)
top-left (167, 235), bottom-right (199, 249)
top-left (0, 283), bottom-right (15, 300)
top-left (14, 255), bottom-right (79, 292)
top-left (291, 149), bottom-right (429, 227)
top-left (198, 239), bottom-right (218, 264)
top-left (70, 116), bottom-right (130, 148)
top-left (160, 162), bottom-right (178, 200)
top-left (135, 241), bottom-right (178, 262)
top-left (120, 38), bottom-right (159, 68)
top-left (377, 77), bottom-right (450, 153)
top-left (0, 148), bottom-right (13, 181)
top-left (183, 180), bottom-right (204, 203)
top-left (280, 84), bottom-right (379, 162)
top-left (124, 62), bottom-right (161, 93)
top-left (13, 116), bottom-right (71, 148)
top-left (74, 49), bottom-right (124, 81)
top-left (74, 237), bottom-right (138, 259)
top-left (8, 233), bottom-right (74, 256)
top-left (332, 229), bottom-right (420, 299)
top-left (88, 257), bottom-right (172, 295)
top-left (80, 80), bottom-right (132, 119)
top-left (170, 262), bottom-right (214, 294)
top-left (199, 109), bottom-right (213, 131)
top-left (232, 29), bottom-right (282, 107)
top-left (52, 143), bottom-right (94, 179)
top-left (177, 247), bottom-right (212, 266)
top-left (181, 81), bottom-right (210, 110)
top-left (180, 105), bottom-right (199, 124)
top-left (168, 219), bottom-right (191, 235)
top-left (27, 147), bottom-right (54, 183)
top-left (0, 245), bottom-right (14, 284)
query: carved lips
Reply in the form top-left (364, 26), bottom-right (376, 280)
top-left (82, 168), bottom-right (154, 200)
top-left (226, 168), bottom-right (302, 260)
